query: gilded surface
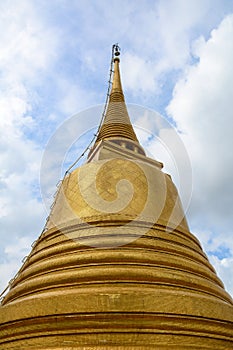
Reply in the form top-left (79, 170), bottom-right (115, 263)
top-left (1, 148), bottom-right (232, 348)
top-left (0, 55), bottom-right (233, 349)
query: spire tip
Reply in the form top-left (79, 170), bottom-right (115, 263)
top-left (113, 43), bottom-right (121, 60)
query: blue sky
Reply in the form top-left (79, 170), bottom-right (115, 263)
top-left (1, 0), bottom-right (233, 297)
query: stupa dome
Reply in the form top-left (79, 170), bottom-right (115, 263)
top-left (0, 45), bottom-right (232, 349)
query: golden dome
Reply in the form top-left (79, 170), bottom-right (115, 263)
top-left (0, 47), bottom-right (232, 349)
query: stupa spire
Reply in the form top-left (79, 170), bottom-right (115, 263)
top-left (108, 55), bottom-right (125, 102)
top-left (94, 45), bottom-right (139, 144)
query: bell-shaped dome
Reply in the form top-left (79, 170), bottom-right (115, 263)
top-left (0, 46), bottom-right (232, 350)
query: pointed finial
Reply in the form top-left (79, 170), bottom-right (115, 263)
top-left (113, 43), bottom-right (121, 59)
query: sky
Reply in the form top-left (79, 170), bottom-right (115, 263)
top-left (0, 0), bottom-right (233, 298)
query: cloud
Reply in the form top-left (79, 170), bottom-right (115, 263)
top-left (73, 0), bottom-right (233, 103)
top-left (167, 14), bottom-right (233, 293)
top-left (0, 0), bottom-right (58, 291)
top-left (0, 1), bottom-right (58, 81)
top-left (209, 256), bottom-right (233, 296)
top-left (0, 236), bottom-right (34, 293)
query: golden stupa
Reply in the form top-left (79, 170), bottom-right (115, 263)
top-left (0, 46), bottom-right (232, 349)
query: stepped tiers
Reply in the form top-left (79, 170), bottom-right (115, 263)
top-left (0, 51), bottom-right (232, 349)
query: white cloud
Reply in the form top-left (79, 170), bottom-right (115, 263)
top-left (0, 0), bottom-right (58, 292)
top-left (167, 14), bottom-right (233, 223)
top-left (121, 53), bottom-right (157, 95)
top-left (0, 0), bottom-right (58, 79)
top-left (209, 256), bottom-right (233, 296)
top-left (167, 14), bottom-right (233, 293)
top-left (0, 236), bottom-right (34, 293)
top-left (56, 79), bottom-right (98, 116)
top-left (86, 0), bottom-right (233, 101)
top-left (155, 0), bottom-right (207, 67)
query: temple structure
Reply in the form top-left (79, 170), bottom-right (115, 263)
top-left (0, 46), bottom-right (232, 349)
